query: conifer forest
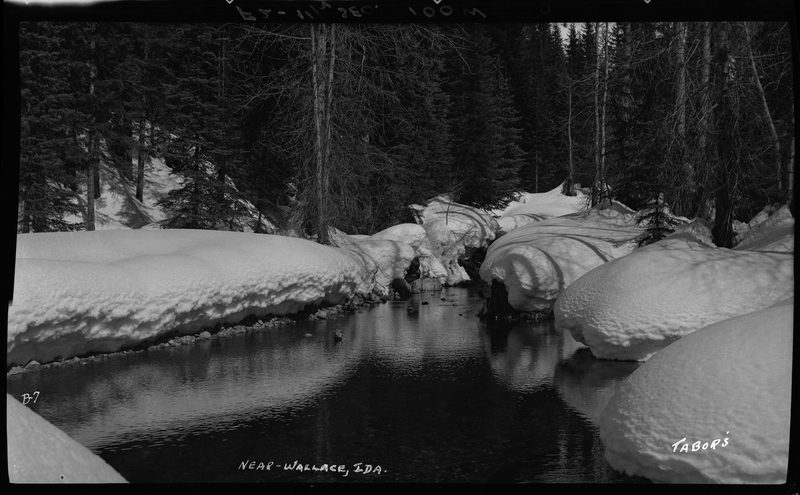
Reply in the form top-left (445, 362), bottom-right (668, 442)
top-left (18, 21), bottom-right (795, 248)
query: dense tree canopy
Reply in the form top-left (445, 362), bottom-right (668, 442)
top-left (18, 22), bottom-right (794, 246)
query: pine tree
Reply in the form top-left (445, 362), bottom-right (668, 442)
top-left (157, 24), bottom-right (249, 230)
top-left (19, 22), bottom-right (88, 232)
top-left (445, 25), bottom-right (523, 210)
top-left (636, 193), bottom-right (681, 246)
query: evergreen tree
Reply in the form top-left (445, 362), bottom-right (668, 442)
top-left (157, 24), bottom-right (249, 230)
top-left (636, 193), bottom-right (681, 246)
top-left (19, 22), bottom-right (85, 232)
top-left (445, 25), bottom-right (523, 210)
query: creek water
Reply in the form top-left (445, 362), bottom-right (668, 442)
top-left (7, 287), bottom-right (651, 483)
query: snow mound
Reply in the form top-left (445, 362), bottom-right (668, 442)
top-left (498, 183), bottom-right (588, 219)
top-left (669, 218), bottom-right (715, 247)
top-left (7, 394), bottom-right (127, 483)
top-left (9, 230), bottom-right (364, 367)
top-left (734, 204), bottom-right (794, 253)
top-left (329, 224), bottom-right (445, 295)
top-left (554, 234), bottom-right (793, 361)
top-left (365, 223), bottom-right (448, 284)
top-left (412, 196), bottom-right (499, 285)
top-left (599, 302), bottom-right (792, 483)
top-left (480, 214), bottom-right (643, 311)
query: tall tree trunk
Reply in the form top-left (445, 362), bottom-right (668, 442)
top-left (675, 21), bottom-right (692, 209)
top-left (311, 24), bottom-right (336, 244)
top-left (600, 22), bottom-right (609, 201)
top-left (565, 77), bottom-right (575, 196)
top-left (697, 21), bottom-right (713, 218)
top-left (711, 22), bottom-right (734, 248)
top-left (743, 22), bottom-right (782, 190)
top-left (86, 25), bottom-right (97, 231)
top-left (592, 22), bottom-right (601, 206)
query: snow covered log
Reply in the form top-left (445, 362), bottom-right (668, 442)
top-left (480, 207), bottom-right (643, 312)
top-left (554, 231), bottom-right (793, 361)
top-left (599, 300), bottom-right (793, 483)
top-left (412, 196), bottom-right (499, 285)
top-left (7, 393), bottom-right (128, 483)
top-left (9, 230), bottom-right (365, 367)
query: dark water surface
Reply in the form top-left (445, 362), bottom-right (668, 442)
top-left (7, 287), bottom-right (651, 483)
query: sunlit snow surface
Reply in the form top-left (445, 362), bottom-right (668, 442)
top-left (329, 223), bottom-right (448, 294)
top-left (7, 393), bottom-right (127, 483)
top-left (62, 156), bottom-right (273, 232)
top-left (413, 196), bottom-right (499, 285)
top-left (481, 204), bottom-right (643, 311)
top-left (554, 230), bottom-right (794, 361)
top-left (8, 230), bottom-right (364, 367)
top-left (494, 184), bottom-right (590, 235)
top-left (599, 301), bottom-right (793, 483)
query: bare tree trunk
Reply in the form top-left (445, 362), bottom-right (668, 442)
top-left (712, 22), bottom-right (735, 248)
top-left (675, 21), bottom-right (692, 206)
top-left (565, 77), bottom-right (575, 197)
top-left (697, 21), bottom-right (713, 218)
top-left (592, 22), bottom-right (601, 206)
top-left (600, 22), bottom-right (609, 201)
top-left (743, 22), bottom-right (782, 190)
top-left (86, 25), bottom-right (97, 231)
top-left (311, 24), bottom-right (336, 244)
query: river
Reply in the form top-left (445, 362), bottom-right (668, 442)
top-left (6, 286), bottom-right (651, 483)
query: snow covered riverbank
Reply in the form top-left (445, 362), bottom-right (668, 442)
top-left (8, 230), bottom-right (366, 368)
top-left (554, 212), bottom-right (794, 361)
top-left (599, 300), bottom-right (793, 483)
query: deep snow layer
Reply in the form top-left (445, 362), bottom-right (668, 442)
top-left (494, 184), bottom-right (589, 235)
top-left (8, 230), bottom-right (364, 367)
top-left (7, 393), bottom-right (128, 483)
top-left (553, 232), bottom-right (794, 361)
top-left (599, 301), bottom-right (793, 483)
top-left (329, 223), bottom-right (447, 294)
top-left (412, 196), bottom-right (499, 285)
top-left (480, 204), bottom-right (643, 311)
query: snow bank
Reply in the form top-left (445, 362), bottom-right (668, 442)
top-left (365, 223), bottom-right (448, 284)
top-left (480, 208), bottom-right (643, 311)
top-left (9, 230), bottom-right (364, 367)
top-left (412, 196), bottom-right (499, 285)
top-left (328, 224), bottom-right (442, 295)
top-left (599, 301), bottom-right (793, 483)
top-left (733, 204), bottom-right (794, 252)
top-left (7, 394), bottom-right (127, 483)
top-left (498, 184), bottom-right (587, 219)
top-left (554, 233), bottom-right (793, 361)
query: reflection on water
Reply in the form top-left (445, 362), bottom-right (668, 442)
top-left (7, 287), bottom-right (649, 483)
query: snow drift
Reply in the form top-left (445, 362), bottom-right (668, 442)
top-left (599, 300), bottom-right (792, 483)
top-left (553, 230), bottom-right (793, 361)
top-left (412, 196), bottom-right (499, 285)
top-left (7, 394), bottom-right (128, 483)
top-left (8, 229), bottom-right (364, 367)
top-left (494, 183), bottom-right (589, 235)
top-left (480, 204), bottom-right (643, 311)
